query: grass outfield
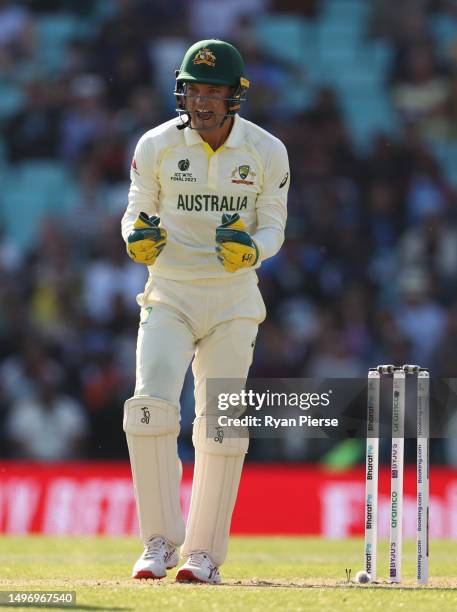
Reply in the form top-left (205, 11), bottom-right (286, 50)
top-left (1, 536), bottom-right (456, 611)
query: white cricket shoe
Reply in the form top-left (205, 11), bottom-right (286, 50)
top-left (176, 552), bottom-right (221, 584)
top-left (132, 537), bottom-right (178, 579)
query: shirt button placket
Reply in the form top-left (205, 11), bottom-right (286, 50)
top-left (207, 153), bottom-right (218, 190)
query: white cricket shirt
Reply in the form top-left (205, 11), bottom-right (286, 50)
top-left (121, 114), bottom-right (289, 280)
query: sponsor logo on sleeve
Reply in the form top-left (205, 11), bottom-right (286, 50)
top-left (279, 172), bottom-right (289, 188)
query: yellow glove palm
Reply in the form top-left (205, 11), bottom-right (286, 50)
top-left (215, 214), bottom-right (259, 273)
top-left (127, 213), bottom-right (167, 265)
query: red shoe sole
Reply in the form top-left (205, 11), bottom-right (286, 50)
top-left (176, 569), bottom-right (205, 583)
top-left (133, 570), bottom-right (165, 580)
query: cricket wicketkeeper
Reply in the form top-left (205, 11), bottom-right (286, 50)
top-left (121, 39), bottom-right (289, 584)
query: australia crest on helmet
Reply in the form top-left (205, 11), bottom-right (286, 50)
top-left (193, 47), bottom-right (216, 67)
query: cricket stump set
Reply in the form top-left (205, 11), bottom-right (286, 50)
top-left (364, 364), bottom-right (430, 584)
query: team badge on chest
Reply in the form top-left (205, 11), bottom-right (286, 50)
top-left (231, 164), bottom-right (256, 185)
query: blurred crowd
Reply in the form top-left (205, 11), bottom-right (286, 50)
top-left (1, 0), bottom-right (457, 463)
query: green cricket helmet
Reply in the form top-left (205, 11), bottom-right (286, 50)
top-left (175, 39), bottom-right (249, 127)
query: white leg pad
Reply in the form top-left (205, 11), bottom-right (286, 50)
top-left (181, 416), bottom-right (249, 566)
top-left (123, 396), bottom-right (185, 546)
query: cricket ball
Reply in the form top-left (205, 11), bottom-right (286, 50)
top-left (355, 570), bottom-right (371, 584)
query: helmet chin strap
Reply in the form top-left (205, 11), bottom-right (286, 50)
top-left (176, 109), bottom-right (230, 132)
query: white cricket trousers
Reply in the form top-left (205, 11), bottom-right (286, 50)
top-left (127, 272), bottom-right (265, 566)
